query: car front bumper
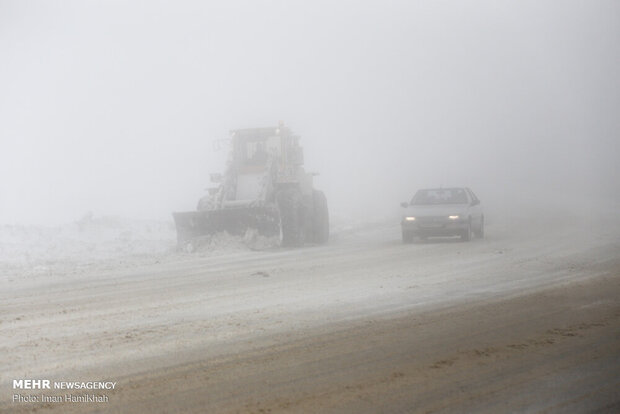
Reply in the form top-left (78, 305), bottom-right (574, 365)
top-left (401, 218), bottom-right (468, 237)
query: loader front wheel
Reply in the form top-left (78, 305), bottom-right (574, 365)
top-left (313, 190), bottom-right (329, 244)
top-left (277, 189), bottom-right (305, 247)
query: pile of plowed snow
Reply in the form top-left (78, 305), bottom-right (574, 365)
top-left (180, 228), bottom-right (281, 253)
top-left (0, 214), bottom-right (176, 277)
top-left (0, 213), bottom-right (379, 279)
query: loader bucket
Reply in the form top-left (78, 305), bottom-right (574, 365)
top-left (172, 206), bottom-right (280, 246)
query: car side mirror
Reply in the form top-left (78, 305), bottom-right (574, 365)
top-left (471, 200), bottom-right (480, 206)
top-left (400, 202), bottom-right (409, 208)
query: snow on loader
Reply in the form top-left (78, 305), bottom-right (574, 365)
top-left (173, 124), bottom-right (329, 248)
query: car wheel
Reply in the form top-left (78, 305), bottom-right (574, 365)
top-left (461, 220), bottom-right (472, 242)
top-left (475, 216), bottom-right (484, 239)
top-left (402, 230), bottom-right (414, 244)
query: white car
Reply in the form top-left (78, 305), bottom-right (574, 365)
top-left (400, 187), bottom-right (484, 243)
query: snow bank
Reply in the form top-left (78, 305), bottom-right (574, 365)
top-left (0, 214), bottom-right (176, 277)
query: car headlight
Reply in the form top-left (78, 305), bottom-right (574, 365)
top-left (405, 216), bottom-right (416, 221)
top-left (448, 215), bottom-right (460, 220)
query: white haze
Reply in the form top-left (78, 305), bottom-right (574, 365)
top-left (1, 0), bottom-right (619, 225)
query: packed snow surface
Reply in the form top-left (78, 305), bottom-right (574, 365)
top-left (1, 211), bottom-right (618, 386)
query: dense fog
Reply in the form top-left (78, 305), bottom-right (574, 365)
top-left (1, 0), bottom-right (618, 225)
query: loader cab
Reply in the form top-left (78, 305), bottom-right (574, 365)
top-left (230, 126), bottom-right (306, 173)
top-left (232, 135), bottom-right (277, 171)
top-left (245, 140), bottom-right (269, 165)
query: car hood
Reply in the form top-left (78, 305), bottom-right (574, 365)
top-left (404, 204), bottom-right (469, 217)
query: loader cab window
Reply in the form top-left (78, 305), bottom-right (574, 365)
top-left (243, 136), bottom-right (282, 166)
top-left (245, 141), bottom-right (268, 165)
top-left (265, 136), bottom-right (282, 156)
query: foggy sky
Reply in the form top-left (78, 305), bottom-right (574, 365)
top-left (1, 0), bottom-right (619, 225)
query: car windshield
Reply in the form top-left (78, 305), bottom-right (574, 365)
top-left (411, 188), bottom-right (468, 205)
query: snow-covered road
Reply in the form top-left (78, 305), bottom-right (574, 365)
top-left (2, 216), bottom-right (619, 412)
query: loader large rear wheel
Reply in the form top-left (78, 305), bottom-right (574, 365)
top-left (277, 189), bottom-right (305, 247)
top-left (313, 190), bottom-right (329, 244)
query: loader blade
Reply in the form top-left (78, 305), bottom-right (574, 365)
top-left (173, 207), bottom-right (280, 246)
